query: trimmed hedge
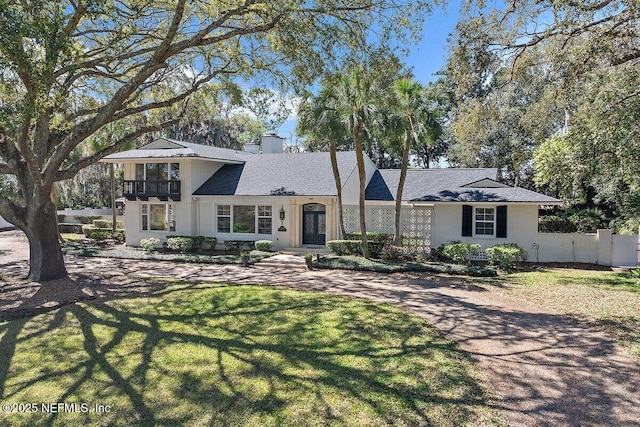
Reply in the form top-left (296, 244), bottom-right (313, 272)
top-left (82, 225), bottom-right (125, 242)
top-left (344, 232), bottom-right (394, 258)
top-left (92, 219), bottom-right (125, 229)
top-left (254, 240), bottom-right (273, 251)
top-left (58, 223), bottom-right (83, 234)
top-left (165, 235), bottom-right (215, 252)
top-left (327, 240), bottom-right (362, 256)
top-left (141, 237), bottom-right (161, 253)
top-left (166, 236), bottom-right (194, 253)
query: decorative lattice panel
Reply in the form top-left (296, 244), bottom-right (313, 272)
top-left (401, 207), bottom-right (432, 255)
top-left (368, 207), bottom-right (395, 233)
top-left (343, 206), bottom-right (360, 233)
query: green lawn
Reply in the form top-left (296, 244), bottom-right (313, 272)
top-left (481, 268), bottom-right (640, 360)
top-left (0, 283), bottom-right (505, 427)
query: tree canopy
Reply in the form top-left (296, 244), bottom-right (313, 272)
top-left (0, 0), bottom-right (435, 280)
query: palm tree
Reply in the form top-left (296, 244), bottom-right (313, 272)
top-left (298, 69), bottom-right (388, 258)
top-left (297, 87), bottom-right (348, 238)
top-left (391, 78), bottom-right (442, 246)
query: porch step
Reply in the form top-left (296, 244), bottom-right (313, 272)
top-left (258, 254), bottom-right (307, 268)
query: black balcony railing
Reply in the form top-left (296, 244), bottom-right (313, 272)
top-left (123, 180), bottom-right (181, 201)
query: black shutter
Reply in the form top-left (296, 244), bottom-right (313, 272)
top-left (496, 205), bottom-right (507, 238)
top-left (462, 205), bottom-right (473, 236)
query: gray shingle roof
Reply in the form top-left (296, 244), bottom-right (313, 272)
top-left (194, 151), bottom-right (358, 196)
top-left (103, 138), bottom-right (249, 163)
top-left (366, 169), bottom-right (560, 203)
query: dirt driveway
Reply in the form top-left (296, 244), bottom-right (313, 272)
top-left (1, 230), bottom-right (639, 426)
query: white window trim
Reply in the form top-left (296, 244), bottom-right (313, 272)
top-left (215, 204), bottom-right (273, 237)
top-left (473, 206), bottom-right (496, 238)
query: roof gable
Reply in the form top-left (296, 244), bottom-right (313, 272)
top-left (103, 138), bottom-right (250, 163)
top-left (194, 151), bottom-right (358, 196)
top-left (461, 178), bottom-right (510, 188)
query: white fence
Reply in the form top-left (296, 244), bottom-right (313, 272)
top-left (531, 230), bottom-right (638, 266)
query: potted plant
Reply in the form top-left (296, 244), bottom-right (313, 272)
top-left (304, 253), bottom-right (314, 270)
top-left (240, 251), bottom-right (251, 267)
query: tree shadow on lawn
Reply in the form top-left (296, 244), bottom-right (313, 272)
top-left (0, 283), bottom-right (502, 427)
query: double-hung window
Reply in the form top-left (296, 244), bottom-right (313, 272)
top-left (474, 207), bottom-right (495, 236)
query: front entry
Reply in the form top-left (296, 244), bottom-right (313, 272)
top-left (302, 203), bottom-right (326, 245)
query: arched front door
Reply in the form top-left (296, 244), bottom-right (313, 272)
top-left (302, 203), bottom-right (326, 245)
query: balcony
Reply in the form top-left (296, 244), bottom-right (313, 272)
top-left (123, 180), bottom-right (181, 201)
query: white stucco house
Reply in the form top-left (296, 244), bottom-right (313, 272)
top-left (101, 135), bottom-right (563, 257)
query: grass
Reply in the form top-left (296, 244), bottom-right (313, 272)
top-left (316, 255), bottom-right (497, 277)
top-left (480, 268), bottom-right (640, 360)
top-left (61, 236), bottom-right (273, 265)
top-left (0, 283), bottom-right (506, 427)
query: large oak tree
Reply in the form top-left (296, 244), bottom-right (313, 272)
top-left (0, 0), bottom-right (433, 281)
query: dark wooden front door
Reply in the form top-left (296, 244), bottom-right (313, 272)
top-left (302, 204), bottom-right (326, 245)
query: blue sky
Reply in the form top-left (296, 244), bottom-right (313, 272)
top-left (277, 0), bottom-right (463, 144)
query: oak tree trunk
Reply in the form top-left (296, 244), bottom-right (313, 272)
top-left (24, 199), bottom-right (68, 281)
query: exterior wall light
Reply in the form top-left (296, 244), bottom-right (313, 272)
top-left (279, 206), bottom-right (285, 221)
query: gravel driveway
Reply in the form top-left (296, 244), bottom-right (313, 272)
top-left (1, 230), bottom-right (639, 426)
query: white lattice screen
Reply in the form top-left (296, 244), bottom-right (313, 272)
top-left (401, 207), bottom-right (432, 255)
top-left (343, 206), bottom-right (360, 233)
top-left (368, 207), bottom-right (395, 233)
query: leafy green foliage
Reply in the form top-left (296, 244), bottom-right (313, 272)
top-left (538, 208), bottom-right (607, 233)
top-left (344, 232), bottom-right (394, 258)
top-left (485, 244), bottom-right (525, 270)
top-left (166, 237), bottom-right (195, 253)
top-left (141, 238), bottom-right (161, 253)
top-left (441, 243), bottom-right (481, 265)
top-left (327, 240), bottom-right (363, 256)
top-left (73, 215), bottom-right (103, 224)
top-left (254, 240), bottom-right (273, 252)
top-left (380, 245), bottom-right (407, 261)
top-left (316, 255), bottom-right (496, 277)
top-left (81, 225), bottom-right (125, 242)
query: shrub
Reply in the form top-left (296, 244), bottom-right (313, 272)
top-left (92, 219), bottom-right (125, 229)
top-left (82, 225), bottom-right (125, 242)
top-left (166, 236), bottom-right (194, 253)
top-left (345, 232), bottom-right (394, 258)
top-left (58, 223), bottom-right (83, 234)
top-left (112, 229), bottom-right (126, 243)
top-left (380, 245), bottom-right (406, 261)
top-left (327, 240), bottom-right (362, 256)
top-left (141, 237), bottom-right (161, 252)
top-left (486, 244), bottom-right (525, 270)
top-left (304, 253), bottom-right (314, 261)
top-left (74, 214), bottom-right (103, 224)
top-left (441, 242), bottom-right (481, 264)
top-left (255, 240), bottom-right (273, 251)
top-left (200, 237), bottom-right (218, 250)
